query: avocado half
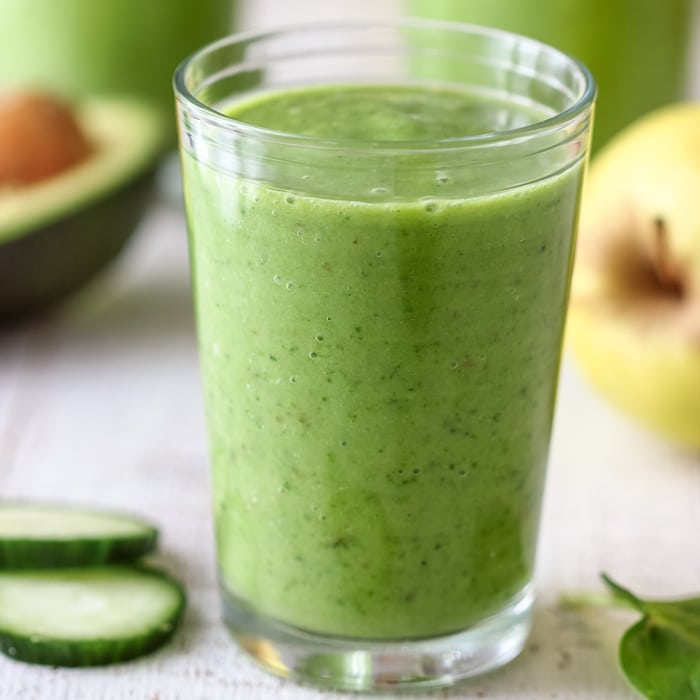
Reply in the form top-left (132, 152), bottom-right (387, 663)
top-left (0, 97), bottom-right (166, 321)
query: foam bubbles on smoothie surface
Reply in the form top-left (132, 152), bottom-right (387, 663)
top-left (225, 84), bottom-right (545, 141)
top-left (225, 84), bottom-right (552, 201)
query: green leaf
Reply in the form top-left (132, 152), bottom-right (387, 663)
top-left (602, 574), bottom-right (700, 700)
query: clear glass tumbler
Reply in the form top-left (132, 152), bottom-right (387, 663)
top-left (174, 20), bottom-right (595, 692)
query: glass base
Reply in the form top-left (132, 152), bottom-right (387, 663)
top-left (221, 585), bottom-right (534, 693)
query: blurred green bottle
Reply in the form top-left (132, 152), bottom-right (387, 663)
top-left (405, 0), bottom-right (695, 149)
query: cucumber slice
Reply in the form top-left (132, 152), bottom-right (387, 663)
top-left (0, 566), bottom-right (185, 666)
top-left (0, 503), bottom-right (157, 568)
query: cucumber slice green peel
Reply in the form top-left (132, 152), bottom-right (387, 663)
top-left (0, 503), bottom-right (157, 568)
top-left (0, 566), bottom-right (185, 666)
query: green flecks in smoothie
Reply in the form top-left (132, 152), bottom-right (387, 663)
top-left (186, 83), bottom-right (583, 640)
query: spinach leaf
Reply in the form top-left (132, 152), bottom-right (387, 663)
top-left (602, 574), bottom-right (700, 700)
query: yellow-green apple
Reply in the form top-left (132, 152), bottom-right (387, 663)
top-left (568, 101), bottom-right (700, 449)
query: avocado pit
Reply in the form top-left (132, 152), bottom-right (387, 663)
top-left (0, 93), bottom-right (92, 187)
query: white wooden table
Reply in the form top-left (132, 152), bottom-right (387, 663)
top-left (2, 1), bottom-right (700, 698)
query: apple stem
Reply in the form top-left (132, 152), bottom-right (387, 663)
top-left (651, 217), bottom-right (684, 298)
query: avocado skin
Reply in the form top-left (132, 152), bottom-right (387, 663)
top-left (0, 169), bottom-right (156, 322)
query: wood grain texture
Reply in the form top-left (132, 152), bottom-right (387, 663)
top-left (1, 1), bottom-right (699, 697)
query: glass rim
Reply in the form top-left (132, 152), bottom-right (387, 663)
top-left (173, 18), bottom-right (596, 153)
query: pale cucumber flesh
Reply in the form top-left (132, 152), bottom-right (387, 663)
top-left (0, 503), bottom-right (157, 568)
top-left (0, 566), bottom-right (185, 666)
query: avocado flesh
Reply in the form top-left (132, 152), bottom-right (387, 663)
top-left (0, 98), bottom-right (166, 320)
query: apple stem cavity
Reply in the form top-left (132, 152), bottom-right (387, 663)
top-left (650, 217), bottom-right (684, 299)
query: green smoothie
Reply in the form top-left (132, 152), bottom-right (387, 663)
top-left (182, 84), bottom-right (584, 639)
top-left (406, 0), bottom-right (693, 149)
